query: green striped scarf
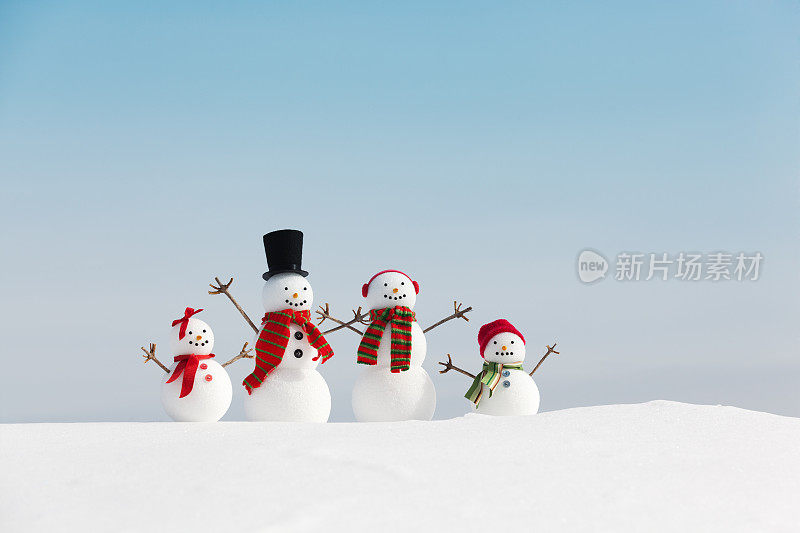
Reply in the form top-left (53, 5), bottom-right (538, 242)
top-left (465, 361), bottom-right (524, 407)
top-left (357, 306), bottom-right (416, 373)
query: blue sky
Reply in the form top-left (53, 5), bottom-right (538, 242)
top-left (0, 1), bottom-right (797, 421)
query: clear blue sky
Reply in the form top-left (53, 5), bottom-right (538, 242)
top-left (1, 1), bottom-right (797, 422)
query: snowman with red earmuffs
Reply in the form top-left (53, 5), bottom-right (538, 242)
top-left (318, 269), bottom-right (472, 422)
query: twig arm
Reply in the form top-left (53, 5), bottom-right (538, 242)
top-left (530, 343), bottom-right (559, 376)
top-left (316, 304), bottom-right (366, 336)
top-left (221, 342), bottom-right (254, 368)
top-left (423, 301), bottom-right (473, 334)
top-left (141, 343), bottom-right (170, 374)
top-left (209, 277), bottom-right (259, 333)
top-left (438, 354), bottom-right (477, 380)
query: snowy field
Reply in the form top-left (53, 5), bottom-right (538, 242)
top-left (2, 401), bottom-right (798, 532)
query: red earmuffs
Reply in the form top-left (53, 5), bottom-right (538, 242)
top-left (362, 269), bottom-right (419, 297)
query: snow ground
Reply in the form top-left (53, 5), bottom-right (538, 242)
top-left (2, 401), bottom-right (799, 532)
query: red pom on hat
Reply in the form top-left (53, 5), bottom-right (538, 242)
top-left (361, 269), bottom-right (419, 297)
top-left (478, 319), bottom-right (525, 357)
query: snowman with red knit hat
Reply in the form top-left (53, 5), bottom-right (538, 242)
top-left (318, 269), bottom-right (472, 422)
top-left (140, 307), bottom-right (250, 422)
top-left (439, 319), bottom-right (559, 416)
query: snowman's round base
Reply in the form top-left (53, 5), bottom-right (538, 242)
top-left (475, 371), bottom-right (540, 416)
top-left (160, 361), bottom-right (233, 422)
top-left (243, 369), bottom-right (331, 422)
top-left (352, 366), bottom-right (436, 422)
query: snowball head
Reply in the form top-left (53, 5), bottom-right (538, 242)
top-left (352, 366), bottom-right (436, 422)
top-left (161, 359), bottom-right (232, 422)
top-left (243, 368), bottom-right (331, 422)
top-left (363, 270), bottom-right (418, 311)
top-left (262, 272), bottom-right (314, 313)
top-left (169, 318), bottom-right (214, 356)
top-left (483, 331), bottom-right (526, 363)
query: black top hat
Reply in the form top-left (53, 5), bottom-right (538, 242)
top-left (262, 229), bottom-right (309, 281)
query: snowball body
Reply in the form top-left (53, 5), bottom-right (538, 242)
top-left (161, 359), bottom-right (233, 422)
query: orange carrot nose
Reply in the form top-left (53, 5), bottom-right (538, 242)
top-left (501, 345), bottom-right (507, 351)
top-left (393, 288), bottom-right (399, 293)
top-left (196, 335), bottom-right (203, 341)
top-left (293, 293), bottom-right (299, 298)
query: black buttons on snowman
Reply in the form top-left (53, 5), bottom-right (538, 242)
top-left (502, 370), bottom-right (510, 377)
top-left (294, 331), bottom-right (304, 340)
top-left (502, 380), bottom-right (511, 388)
top-left (294, 349), bottom-right (303, 358)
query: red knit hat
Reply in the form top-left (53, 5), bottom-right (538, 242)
top-left (478, 319), bottom-right (525, 357)
top-left (362, 269), bottom-right (420, 297)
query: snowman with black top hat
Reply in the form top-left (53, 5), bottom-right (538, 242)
top-left (210, 229), bottom-right (334, 422)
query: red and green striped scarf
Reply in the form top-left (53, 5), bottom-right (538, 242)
top-left (243, 309), bottom-right (333, 394)
top-left (357, 306), bottom-right (416, 373)
top-left (465, 361), bottom-right (524, 406)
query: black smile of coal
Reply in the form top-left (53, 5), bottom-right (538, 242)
top-left (383, 294), bottom-right (407, 300)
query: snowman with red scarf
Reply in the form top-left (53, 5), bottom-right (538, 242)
top-left (141, 307), bottom-right (242, 422)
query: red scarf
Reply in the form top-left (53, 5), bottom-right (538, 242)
top-left (166, 353), bottom-right (215, 398)
top-left (243, 309), bottom-right (333, 394)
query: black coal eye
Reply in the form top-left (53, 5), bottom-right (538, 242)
top-left (284, 287), bottom-right (288, 290)
top-left (188, 331), bottom-right (192, 335)
top-left (203, 329), bottom-right (206, 333)
top-left (493, 341), bottom-right (497, 344)
top-left (510, 340), bottom-right (514, 344)
top-left (401, 282), bottom-right (404, 285)
top-left (384, 283), bottom-right (388, 286)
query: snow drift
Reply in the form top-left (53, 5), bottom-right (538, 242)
top-left (1, 401), bottom-right (798, 532)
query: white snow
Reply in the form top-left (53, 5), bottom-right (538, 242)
top-left (2, 401), bottom-right (799, 532)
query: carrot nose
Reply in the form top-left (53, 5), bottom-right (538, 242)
top-left (196, 335), bottom-right (203, 341)
top-left (293, 293), bottom-right (299, 298)
top-left (501, 345), bottom-right (507, 351)
top-left (393, 288), bottom-right (399, 293)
